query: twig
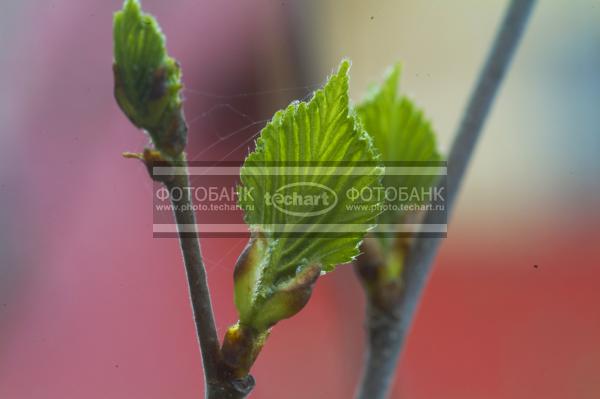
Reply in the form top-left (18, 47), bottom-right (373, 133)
top-left (167, 172), bottom-right (254, 398)
top-left (356, 0), bottom-right (536, 398)
top-left (166, 173), bottom-right (221, 389)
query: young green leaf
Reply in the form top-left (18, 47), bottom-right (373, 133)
top-left (233, 60), bottom-right (383, 331)
top-left (354, 65), bottom-right (443, 300)
top-left (113, 0), bottom-right (186, 158)
top-left (356, 64), bottom-right (443, 225)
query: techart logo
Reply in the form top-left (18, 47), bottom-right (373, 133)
top-left (265, 182), bottom-right (338, 217)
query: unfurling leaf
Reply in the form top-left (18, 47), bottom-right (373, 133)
top-left (113, 0), bottom-right (187, 158)
top-left (354, 64), bottom-right (443, 301)
top-left (356, 64), bottom-right (443, 225)
top-left (223, 61), bottom-right (383, 375)
top-left (233, 237), bottom-right (321, 331)
top-left (235, 60), bottom-right (382, 328)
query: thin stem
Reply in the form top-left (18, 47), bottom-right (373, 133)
top-left (356, 0), bottom-right (536, 398)
top-left (167, 172), bottom-right (222, 388)
top-left (133, 172), bottom-right (244, 396)
top-left (168, 171), bottom-right (254, 398)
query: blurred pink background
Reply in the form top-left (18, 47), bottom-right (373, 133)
top-left (0, 0), bottom-right (599, 398)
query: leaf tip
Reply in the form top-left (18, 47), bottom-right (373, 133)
top-left (337, 58), bottom-right (352, 76)
top-left (385, 62), bottom-right (402, 89)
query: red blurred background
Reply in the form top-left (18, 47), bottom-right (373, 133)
top-left (0, 0), bottom-right (599, 398)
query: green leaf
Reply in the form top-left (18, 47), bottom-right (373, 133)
top-left (234, 60), bottom-right (383, 330)
top-left (356, 64), bottom-right (443, 225)
top-left (113, 0), bottom-right (187, 158)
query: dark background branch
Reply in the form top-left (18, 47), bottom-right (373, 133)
top-left (356, 0), bottom-right (537, 398)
